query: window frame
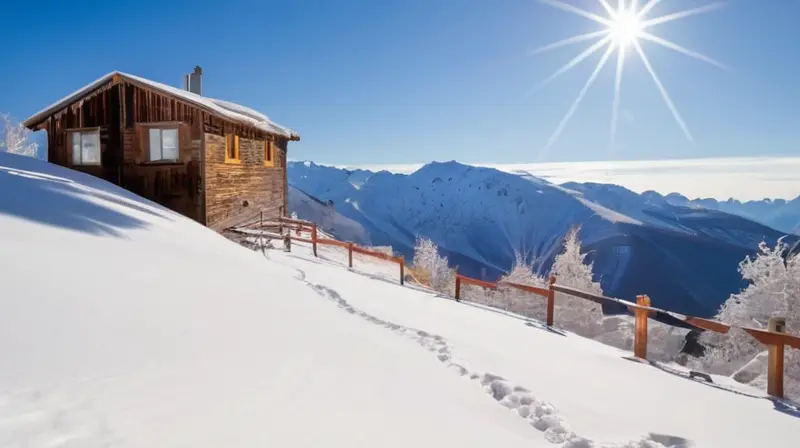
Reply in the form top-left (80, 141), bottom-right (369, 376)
top-left (147, 126), bottom-right (180, 162)
top-left (225, 134), bottom-right (240, 164)
top-left (67, 127), bottom-right (102, 166)
top-left (264, 140), bottom-right (275, 167)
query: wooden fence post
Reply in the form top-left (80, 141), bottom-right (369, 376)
top-left (767, 316), bottom-right (787, 398)
top-left (634, 295), bottom-right (651, 359)
top-left (311, 224), bottom-right (318, 257)
top-left (399, 256), bottom-right (405, 285)
top-left (455, 275), bottom-right (461, 302)
top-left (546, 276), bottom-right (556, 327)
top-left (283, 232), bottom-right (291, 252)
top-left (259, 211), bottom-right (264, 254)
top-left (348, 243), bottom-right (353, 268)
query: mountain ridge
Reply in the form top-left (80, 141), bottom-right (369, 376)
top-left (288, 160), bottom-right (797, 317)
top-left (292, 160), bottom-right (800, 235)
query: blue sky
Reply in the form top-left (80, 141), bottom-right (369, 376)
top-left (1, 0), bottom-right (798, 166)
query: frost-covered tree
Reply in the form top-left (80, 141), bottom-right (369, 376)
top-left (494, 251), bottom-right (549, 319)
top-left (411, 236), bottom-right (454, 293)
top-left (549, 227), bottom-right (605, 337)
top-left (697, 239), bottom-right (800, 399)
top-left (0, 114), bottom-right (38, 158)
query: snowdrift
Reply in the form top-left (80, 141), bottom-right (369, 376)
top-left (0, 153), bottom-right (531, 446)
top-left (1, 152), bottom-right (798, 446)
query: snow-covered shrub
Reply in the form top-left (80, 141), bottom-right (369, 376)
top-left (550, 227), bottom-right (605, 337)
top-left (494, 251), bottom-right (549, 319)
top-left (697, 239), bottom-right (800, 400)
top-left (411, 236), bottom-right (454, 293)
top-left (0, 114), bottom-right (38, 158)
top-left (594, 315), bottom-right (691, 362)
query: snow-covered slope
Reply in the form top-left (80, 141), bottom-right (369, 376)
top-left (0, 153), bottom-right (532, 446)
top-left (288, 184), bottom-right (369, 245)
top-left (289, 161), bottom-right (795, 317)
top-left (276, 241), bottom-right (800, 447)
top-left (3, 152), bottom-right (798, 447)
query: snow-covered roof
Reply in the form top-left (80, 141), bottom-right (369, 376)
top-left (23, 71), bottom-right (299, 140)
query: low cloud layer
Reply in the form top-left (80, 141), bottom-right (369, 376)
top-left (342, 157), bottom-right (800, 201)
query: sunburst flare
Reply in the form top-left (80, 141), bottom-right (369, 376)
top-left (535, 0), bottom-right (725, 157)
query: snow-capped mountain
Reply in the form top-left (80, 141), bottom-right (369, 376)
top-left (289, 160), bottom-right (796, 318)
top-left (288, 184), bottom-right (370, 245)
top-left (640, 190), bottom-right (800, 235)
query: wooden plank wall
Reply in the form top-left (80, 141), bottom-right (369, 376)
top-left (37, 78), bottom-right (288, 227)
top-left (120, 83), bottom-right (205, 222)
top-left (44, 82), bottom-right (119, 181)
top-left (204, 133), bottom-right (288, 230)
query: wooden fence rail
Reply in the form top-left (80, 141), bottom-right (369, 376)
top-left (250, 215), bottom-right (798, 400)
top-left (454, 271), bottom-right (800, 399)
top-left (277, 216), bottom-right (405, 285)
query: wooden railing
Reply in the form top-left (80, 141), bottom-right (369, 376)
top-left (455, 272), bottom-right (800, 399)
top-left (246, 215), bottom-right (798, 400)
top-left (276, 216), bottom-right (405, 285)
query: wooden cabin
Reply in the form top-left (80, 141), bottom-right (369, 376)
top-left (23, 67), bottom-right (300, 230)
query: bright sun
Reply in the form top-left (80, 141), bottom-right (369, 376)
top-left (534, 0), bottom-right (726, 156)
top-left (609, 10), bottom-right (642, 49)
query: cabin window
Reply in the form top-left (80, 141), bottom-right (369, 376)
top-left (225, 134), bottom-right (240, 164)
top-left (264, 140), bottom-right (274, 167)
top-left (70, 130), bottom-right (101, 166)
top-left (148, 128), bottom-right (179, 161)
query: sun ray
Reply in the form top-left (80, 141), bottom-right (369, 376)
top-left (597, 0), bottom-right (617, 18)
top-left (642, 2), bottom-right (724, 28)
top-left (610, 46), bottom-right (626, 148)
top-left (632, 39), bottom-right (692, 141)
top-left (537, 0), bottom-right (613, 26)
top-left (538, 36), bottom-right (612, 87)
top-left (636, 0), bottom-right (664, 19)
top-left (534, 0), bottom-right (723, 151)
top-left (639, 32), bottom-right (727, 69)
top-left (532, 29), bottom-right (609, 55)
top-left (541, 42), bottom-right (616, 157)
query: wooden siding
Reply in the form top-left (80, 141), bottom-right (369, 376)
top-left (120, 123), bottom-right (203, 222)
top-left (32, 77), bottom-right (290, 229)
top-left (43, 82), bottom-right (122, 183)
top-left (204, 133), bottom-right (287, 230)
top-left (114, 83), bottom-right (207, 222)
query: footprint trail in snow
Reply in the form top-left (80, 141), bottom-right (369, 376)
top-left (293, 267), bottom-right (690, 448)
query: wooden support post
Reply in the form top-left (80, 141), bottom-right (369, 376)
top-left (455, 275), bottom-right (461, 302)
top-left (633, 295), bottom-right (651, 359)
top-left (311, 224), bottom-right (318, 257)
top-left (546, 276), bottom-right (556, 327)
top-left (283, 233), bottom-right (291, 252)
top-left (259, 211), bottom-right (264, 254)
top-left (767, 317), bottom-right (787, 398)
top-left (399, 256), bottom-right (405, 285)
top-left (348, 243), bottom-right (354, 268)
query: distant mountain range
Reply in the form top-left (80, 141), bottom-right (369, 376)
top-left (288, 160), bottom-right (798, 318)
top-left (638, 190), bottom-right (800, 236)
